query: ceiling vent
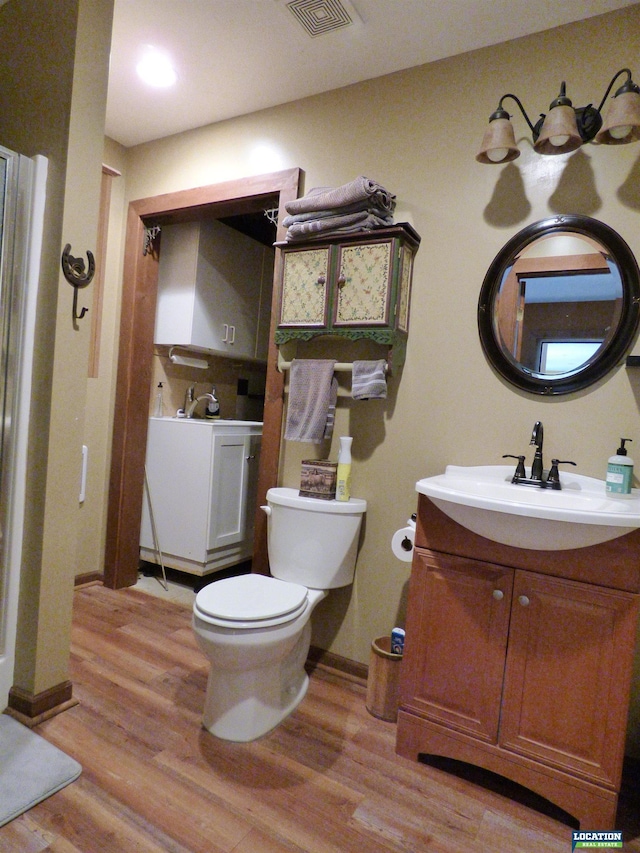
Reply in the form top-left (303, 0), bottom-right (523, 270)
top-left (286, 0), bottom-right (360, 37)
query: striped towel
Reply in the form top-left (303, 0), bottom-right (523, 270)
top-left (352, 360), bottom-right (387, 400)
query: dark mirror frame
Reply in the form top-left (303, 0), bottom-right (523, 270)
top-left (478, 215), bottom-right (640, 395)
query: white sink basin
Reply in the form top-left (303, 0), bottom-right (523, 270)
top-left (416, 465), bottom-right (640, 550)
top-left (151, 417), bottom-right (263, 427)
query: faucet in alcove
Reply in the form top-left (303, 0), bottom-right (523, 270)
top-left (186, 393), bottom-right (216, 419)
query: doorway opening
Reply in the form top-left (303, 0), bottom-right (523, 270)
top-left (104, 168), bottom-right (302, 589)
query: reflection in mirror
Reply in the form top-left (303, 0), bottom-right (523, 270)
top-left (479, 216), bottom-right (640, 394)
top-left (495, 233), bottom-right (623, 374)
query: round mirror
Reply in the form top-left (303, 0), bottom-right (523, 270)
top-left (478, 215), bottom-right (640, 395)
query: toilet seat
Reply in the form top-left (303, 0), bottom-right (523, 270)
top-left (194, 573), bottom-right (308, 629)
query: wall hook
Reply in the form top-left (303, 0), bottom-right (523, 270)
top-left (61, 243), bottom-right (94, 322)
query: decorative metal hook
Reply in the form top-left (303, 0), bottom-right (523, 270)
top-left (61, 243), bottom-right (95, 322)
top-left (143, 225), bottom-right (161, 256)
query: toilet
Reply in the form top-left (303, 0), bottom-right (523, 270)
top-left (192, 487), bottom-right (366, 742)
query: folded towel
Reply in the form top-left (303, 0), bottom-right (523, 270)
top-left (282, 203), bottom-right (393, 227)
top-left (285, 176), bottom-right (396, 217)
top-left (352, 359), bottom-right (387, 400)
top-left (285, 359), bottom-right (337, 442)
top-left (285, 212), bottom-right (393, 242)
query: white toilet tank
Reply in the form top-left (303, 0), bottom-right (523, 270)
top-left (264, 488), bottom-right (366, 589)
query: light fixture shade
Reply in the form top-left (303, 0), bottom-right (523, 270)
top-left (533, 105), bottom-right (582, 155)
top-left (595, 90), bottom-right (640, 144)
top-left (476, 117), bottom-right (520, 164)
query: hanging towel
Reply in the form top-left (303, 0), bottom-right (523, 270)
top-left (352, 360), bottom-right (387, 400)
top-left (285, 359), bottom-right (337, 442)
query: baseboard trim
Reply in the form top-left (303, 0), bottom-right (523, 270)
top-left (307, 645), bottom-right (368, 683)
top-left (7, 680), bottom-right (77, 727)
top-left (75, 571), bottom-right (103, 586)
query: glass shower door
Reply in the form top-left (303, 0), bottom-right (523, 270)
top-left (0, 146), bottom-right (47, 710)
top-left (0, 147), bottom-right (20, 661)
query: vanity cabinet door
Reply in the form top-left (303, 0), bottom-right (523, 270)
top-left (400, 548), bottom-right (513, 743)
top-left (209, 432), bottom-right (262, 550)
top-left (279, 245), bottom-right (331, 328)
top-left (500, 570), bottom-right (639, 788)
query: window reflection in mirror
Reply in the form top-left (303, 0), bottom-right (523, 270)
top-left (494, 232), bottom-right (623, 377)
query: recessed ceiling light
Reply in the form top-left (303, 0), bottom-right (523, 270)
top-left (136, 46), bottom-right (177, 88)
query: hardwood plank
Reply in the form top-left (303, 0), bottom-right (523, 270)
top-left (0, 584), bottom-right (636, 852)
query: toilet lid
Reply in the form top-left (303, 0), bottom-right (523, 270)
top-left (195, 573), bottom-right (308, 623)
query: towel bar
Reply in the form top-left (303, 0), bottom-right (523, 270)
top-left (276, 351), bottom-right (388, 373)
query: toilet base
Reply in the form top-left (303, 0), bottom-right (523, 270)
top-left (200, 621), bottom-right (312, 742)
top-left (203, 669), bottom-right (310, 742)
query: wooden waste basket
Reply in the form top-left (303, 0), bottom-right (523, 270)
top-left (365, 635), bottom-right (403, 721)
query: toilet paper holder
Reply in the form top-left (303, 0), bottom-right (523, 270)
top-left (391, 513), bottom-right (417, 562)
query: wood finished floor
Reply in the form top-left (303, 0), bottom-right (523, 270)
top-left (1, 583), bottom-right (639, 852)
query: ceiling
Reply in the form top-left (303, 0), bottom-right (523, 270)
top-left (106, 0), bottom-right (638, 149)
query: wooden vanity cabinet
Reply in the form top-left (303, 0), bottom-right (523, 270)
top-left (274, 223), bottom-right (420, 369)
top-left (397, 495), bottom-right (640, 829)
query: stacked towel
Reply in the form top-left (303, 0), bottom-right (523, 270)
top-left (283, 177), bottom-right (395, 243)
top-left (352, 359), bottom-right (387, 400)
top-left (285, 359), bottom-right (338, 442)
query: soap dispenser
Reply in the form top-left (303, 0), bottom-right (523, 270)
top-left (153, 382), bottom-right (164, 418)
top-left (206, 386), bottom-right (220, 419)
top-left (606, 438), bottom-right (634, 496)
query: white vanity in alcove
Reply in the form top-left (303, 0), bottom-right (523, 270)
top-left (139, 417), bottom-right (262, 576)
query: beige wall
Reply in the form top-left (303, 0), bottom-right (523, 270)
top-left (76, 137), bottom-right (127, 580)
top-left (106, 7), bottom-right (640, 747)
top-left (0, 0), bottom-right (113, 699)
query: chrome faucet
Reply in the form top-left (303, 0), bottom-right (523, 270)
top-left (186, 393), bottom-right (215, 418)
top-left (503, 420), bottom-right (575, 489)
top-left (184, 384), bottom-right (195, 413)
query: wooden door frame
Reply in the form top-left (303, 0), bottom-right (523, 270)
top-left (104, 168), bottom-right (303, 589)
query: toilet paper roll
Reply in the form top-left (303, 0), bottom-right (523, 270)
top-left (391, 526), bottom-right (415, 562)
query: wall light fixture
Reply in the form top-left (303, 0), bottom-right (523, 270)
top-left (476, 68), bottom-right (640, 164)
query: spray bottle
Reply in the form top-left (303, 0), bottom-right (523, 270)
top-left (336, 436), bottom-right (352, 502)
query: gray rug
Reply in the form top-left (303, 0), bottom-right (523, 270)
top-left (0, 713), bottom-right (82, 827)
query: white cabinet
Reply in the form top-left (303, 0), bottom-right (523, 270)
top-left (155, 219), bottom-right (274, 361)
top-left (139, 418), bottom-right (262, 576)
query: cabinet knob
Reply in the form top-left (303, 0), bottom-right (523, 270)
top-left (518, 595), bottom-right (530, 607)
top-left (317, 275), bottom-right (326, 285)
top-left (492, 589), bottom-right (504, 601)
top-left (337, 274), bottom-right (346, 286)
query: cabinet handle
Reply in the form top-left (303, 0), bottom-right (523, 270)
top-left (492, 589), bottom-right (504, 601)
top-left (317, 275), bottom-right (326, 286)
top-left (229, 325), bottom-right (235, 344)
top-left (518, 595), bottom-right (530, 607)
top-left (222, 323), bottom-right (229, 343)
top-left (245, 455), bottom-right (256, 461)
